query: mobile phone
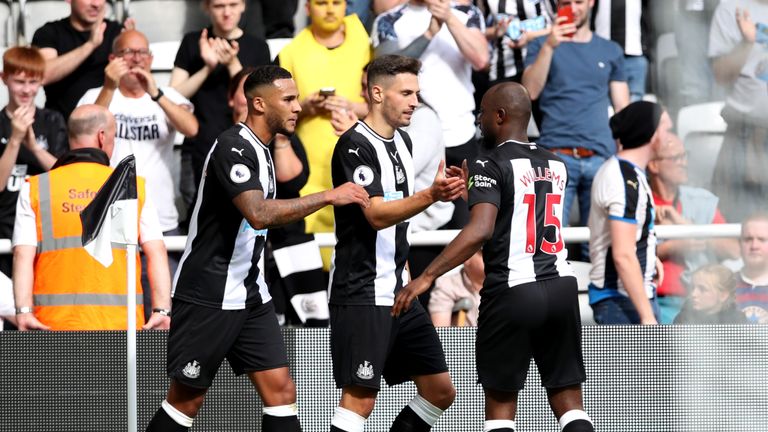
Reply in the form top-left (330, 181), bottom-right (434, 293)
top-left (557, 5), bottom-right (576, 37)
top-left (506, 18), bottom-right (522, 41)
top-left (319, 87), bottom-right (336, 97)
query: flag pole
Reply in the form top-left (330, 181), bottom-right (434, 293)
top-left (127, 243), bottom-right (137, 432)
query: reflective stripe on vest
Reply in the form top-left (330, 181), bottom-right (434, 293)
top-left (36, 173), bottom-right (83, 253)
top-left (34, 293), bottom-right (144, 306)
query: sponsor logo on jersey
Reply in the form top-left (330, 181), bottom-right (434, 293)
top-left (230, 163), bottom-right (251, 184)
top-left (475, 159), bottom-right (488, 167)
top-left (356, 361), bottom-right (374, 380)
top-left (353, 165), bottom-right (374, 187)
top-left (471, 174), bottom-right (497, 189)
top-left (348, 147), bottom-right (361, 156)
top-left (182, 360), bottom-right (201, 379)
top-left (231, 147), bottom-right (245, 157)
top-left (626, 179), bottom-right (638, 190)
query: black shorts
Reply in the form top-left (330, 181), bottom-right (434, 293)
top-left (476, 276), bottom-right (586, 392)
top-left (330, 301), bottom-right (448, 390)
top-left (167, 299), bottom-right (289, 389)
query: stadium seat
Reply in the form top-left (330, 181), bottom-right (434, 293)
top-left (654, 32), bottom-right (680, 111)
top-left (0, 0), bottom-right (13, 47)
top-left (149, 40), bottom-right (179, 71)
top-left (123, 0), bottom-right (206, 43)
top-left (676, 102), bottom-right (726, 189)
top-left (569, 260), bottom-right (595, 325)
top-left (266, 37), bottom-right (291, 61)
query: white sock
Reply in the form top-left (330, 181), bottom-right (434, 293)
top-left (484, 419), bottom-right (516, 431)
top-left (161, 399), bottom-right (194, 428)
top-left (330, 406), bottom-right (366, 432)
top-left (559, 410), bottom-right (592, 430)
top-left (263, 403), bottom-right (298, 417)
top-left (407, 394), bottom-right (444, 426)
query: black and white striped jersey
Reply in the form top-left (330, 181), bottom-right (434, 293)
top-left (173, 123), bottom-right (276, 310)
top-left (329, 121), bottom-right (415, 306)
top-left (591, 0), bottom-right (649, 57)
top-left (588, 156), bottom-right (657, 302)
top-left (468, 140), bottom-right (573, 298)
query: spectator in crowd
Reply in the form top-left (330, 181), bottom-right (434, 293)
top-left (735, 212), bottom-right (768, 323)
top-left (278, 0), bottom-right (371, 267)
top-left (676, 0), bottom-right (724, 106)
top-left (0, 47), bottom-right (67, 280)
top-left (78, 29), bottom-right (199, 319)
top-left (243, 0), bottom-right (299, 39)
top-left (228, 67), bottom-right (329, 327)
top-left (373, 0), bottom-right (489, 228)
top-left (428, 249), bottom-right (483, 326)
top-left (479, 0), bottom-right (556, 85)
top-left (588, 101), bottom-right (672, 325)
top-left (171, 0), bottom-right (271, 216)
top-left (523, 0), bottom-right (629, 229)
top-left (674, 264), bottom-right (749, 324)
top-left (32, 0), bottom-right (127, 120)
top-left (648, 133), bottom-right (739, 323)
top-left (708, 0), bottom-right (768, 223)
top-left (11, 104), bottom-right (171, 331)
top-left (592, 0), bottom-right (651, 101)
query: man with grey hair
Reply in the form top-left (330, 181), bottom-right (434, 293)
top-left (11, 104), bottom-right (171, 331)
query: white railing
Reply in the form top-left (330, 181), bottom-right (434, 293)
top-left (0, 223), bottom-right (742, 254)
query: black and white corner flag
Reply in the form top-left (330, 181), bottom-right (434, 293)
top-left (80, 155), bottom-right (139, 267)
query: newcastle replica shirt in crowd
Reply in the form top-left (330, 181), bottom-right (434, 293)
top-left (173, 123), bottom-right (276, 309)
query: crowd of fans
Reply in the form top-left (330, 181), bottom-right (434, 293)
top-left (0, 0), bottom-right (766, 329)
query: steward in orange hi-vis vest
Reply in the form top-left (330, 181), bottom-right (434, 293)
top-left (26, 149), bottom-right (146, 330)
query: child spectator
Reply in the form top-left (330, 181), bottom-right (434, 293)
top-left (674, 264), bottom-right (749, 324)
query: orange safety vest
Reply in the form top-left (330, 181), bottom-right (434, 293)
top-left (28, 161), bottom-right (146, 330)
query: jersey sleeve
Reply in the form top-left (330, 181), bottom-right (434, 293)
top-left (31, 23), bottom-right (57, 50)
top-left (208, 134), bottom-right (264, 200)
top-left (335, 132), bottom-right (383, 198)
top-left (602, 167), bottom-right (639, 224)
top-left (12, 182), bottom-right (37, 247)
top-left (468, 157), bottom-right (503, 209)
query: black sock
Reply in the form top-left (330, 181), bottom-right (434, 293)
top-left (330, 426), bottom-right (347, 432)
top-left (487, 429), bottom-right (515, 432)
top-left (145, 407), bottom-right (189, 432)
top-left (562, 419), bottom-right (594, 432)
top-left (389, 405), bottom-right (431, 432)
top-left (263, 414), bottom-right (301, 432)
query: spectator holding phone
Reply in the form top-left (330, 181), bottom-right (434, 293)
top-left (278, 0), bottom-right (371, 268)
top-left (709, 0), bottom-right (768, 223)
top-left (480, 0), bottom-right (557, 84)
top-left (522, 0), bottom-right (629, 231)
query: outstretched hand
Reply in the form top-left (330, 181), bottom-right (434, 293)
top-left (327, 182), bottom-right (371, 208)
top-left (392, 276), bottom-right (431, 317)
top-left (143, 312), bottom-right (170, 330)
top-left (430, 160), bottom-right (465, 202)
top-left (444, 159), bottom-right (469, 202)
top-left (16, 313), bottom-right (51, 331)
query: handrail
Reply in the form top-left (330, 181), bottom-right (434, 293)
top-left (0, 223), bottom-right (742, 254)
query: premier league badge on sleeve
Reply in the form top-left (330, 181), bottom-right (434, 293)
top-left (230, 164), bottom-right (251, 184)
top-left (353, 165), bottom-right (374, 187)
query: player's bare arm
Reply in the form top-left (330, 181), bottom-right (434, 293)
top-left (392, 203), bottom-right (497, 316)
top-left (233, 182), bottom-right (370, 230)
top-left (363, 160), bottom-right (465, 230)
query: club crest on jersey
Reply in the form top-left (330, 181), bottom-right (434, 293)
top-left (353, 165), bottom-right (374, 187)
top-left (230, 164), bottom-right (251, 184)
top-left (356, 361), bottom-right (374, 380)
top-left (182, 360), bottom-right (201, 379)
top-left (395, 165), bottom-right (406, 184)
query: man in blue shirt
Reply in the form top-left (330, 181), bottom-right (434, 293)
top-left (522, 0), bottom-right (629, 229)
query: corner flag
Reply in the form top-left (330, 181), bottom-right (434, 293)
top-left (80, 155), bottom-right (139, 267)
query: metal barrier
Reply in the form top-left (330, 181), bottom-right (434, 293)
top-left (0, 326), bottom-right (766, 432)
top-left (0, 223), bottom-right (743, 254)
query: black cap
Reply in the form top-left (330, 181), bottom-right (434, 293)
top-left (609, 101), bottom-right (663, 149)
